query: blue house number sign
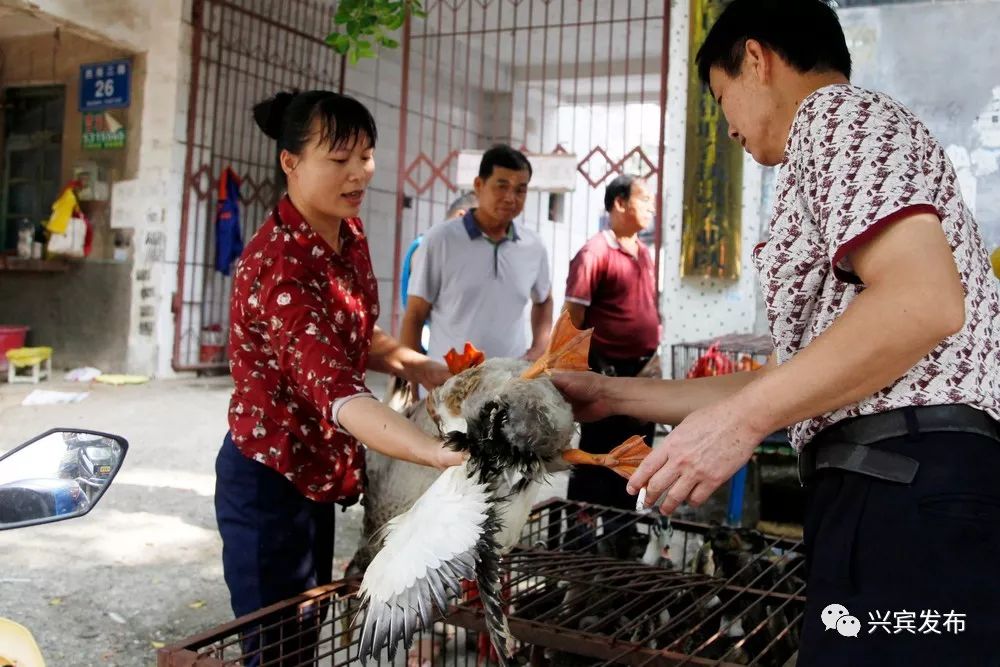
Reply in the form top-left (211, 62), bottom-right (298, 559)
top-left (79, 59), bottom-right (131, 111)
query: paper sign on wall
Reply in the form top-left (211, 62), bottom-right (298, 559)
top-left (82, 112), bottom-right (126, 150)
top-left (455, 150), bottom-right (578, 193)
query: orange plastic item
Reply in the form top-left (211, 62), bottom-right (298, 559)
top-left (736, 354), bottom-right (763, 372)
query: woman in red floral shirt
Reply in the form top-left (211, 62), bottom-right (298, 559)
top-left (214, 90), bottom-right (461, 665)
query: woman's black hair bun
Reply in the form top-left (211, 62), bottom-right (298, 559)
top-left (252, 91), bottom-right (296, 140)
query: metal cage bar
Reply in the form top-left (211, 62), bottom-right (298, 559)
top-left (161, 499), bottom-right (805, 666)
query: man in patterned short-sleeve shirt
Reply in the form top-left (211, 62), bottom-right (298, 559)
top-left (550, 1), bottom-right (1000, 664)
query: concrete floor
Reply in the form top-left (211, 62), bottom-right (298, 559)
top-left (0, 374), bottom-right (372, 666)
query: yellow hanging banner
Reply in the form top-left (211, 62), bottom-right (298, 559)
top-left (681, 0), bottom-right (744, 281)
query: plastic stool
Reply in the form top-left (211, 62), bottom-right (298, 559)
top-left (6, 347), bottom-right (53, 384)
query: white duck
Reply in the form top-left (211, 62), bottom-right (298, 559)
top-left (356, 314), bottom-right (644, 665)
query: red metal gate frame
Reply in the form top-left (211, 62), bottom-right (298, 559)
top-left (173, 0), bottom-right (208, 372)
top-left (176, 1), bottom-right (672, 368)
top-left (174, 0), bottom-right (344, 371)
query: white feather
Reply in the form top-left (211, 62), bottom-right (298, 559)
top-left (361, 462), bottom-right (488, 602)
top-left (495, 477), bottom-right (540, 550)
top-left (436, 407), bottom-right (467, 435)
top-left (358, 463), bottom-right (497, 661)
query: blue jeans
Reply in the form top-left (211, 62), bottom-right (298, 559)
top-left (214, 434), bottom-right (336, 667)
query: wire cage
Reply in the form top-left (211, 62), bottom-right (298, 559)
top-left (668, 334), bottom-right (800, 529)
top-left (158, 499), bottom-right (806, 667)
top-left (669, 335), bottom-right (773, 382)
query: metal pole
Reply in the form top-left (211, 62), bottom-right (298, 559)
top-left (390, 13), bottom-right (414, 336)
top-left (654, 0), bottom-right (671, 295)
top-left (173, 0), bottom-right (206, 371)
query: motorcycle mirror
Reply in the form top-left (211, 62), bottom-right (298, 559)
top-left (0, 429), bottom-right (128, 531)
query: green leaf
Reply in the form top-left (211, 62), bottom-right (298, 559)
top-left (325, 0), bottom-right (422, 59)
top-left (324, 32), bottom-right (349, 54)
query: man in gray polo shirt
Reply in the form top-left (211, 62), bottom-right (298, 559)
top-left (401, 144), bottom-right (553, 363)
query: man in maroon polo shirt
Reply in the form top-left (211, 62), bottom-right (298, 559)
top-left (564, 175), bottom-right (661, 524)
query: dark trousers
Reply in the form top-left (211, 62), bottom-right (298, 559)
top-left (798, 431), bottom-right (1000, 666)
top-left (215, 434), bottom-right (337, 667)
top-left (567, 353), bottom-right (656, 557)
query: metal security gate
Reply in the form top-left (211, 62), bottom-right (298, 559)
top-left (175, 0), bottom-right (670, 369)
top-left (174, 0), bottom-right (343, 370)
top-left (389, 0), bottom-right (670, 332)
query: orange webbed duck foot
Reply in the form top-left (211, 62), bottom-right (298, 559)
top-left (521, 311), bottom-right (593, 380)
top-left (561, 435), bottom-right (652, 480)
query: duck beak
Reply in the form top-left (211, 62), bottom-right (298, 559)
top-left (521, 311), bottom-right (593, 380)
top-left (561, 435), bottom-right (652, 480)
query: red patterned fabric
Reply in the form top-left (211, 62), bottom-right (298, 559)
top-left (754, 84), bottom-right (1000, 449)
top-left (228, 195), bottom-right (378, 502)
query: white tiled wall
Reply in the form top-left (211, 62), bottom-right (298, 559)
top-left (659, 0), bottom-right (762, 377)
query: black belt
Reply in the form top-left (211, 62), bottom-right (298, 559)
top-left (797, 404), bottom-right (1000, 486)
